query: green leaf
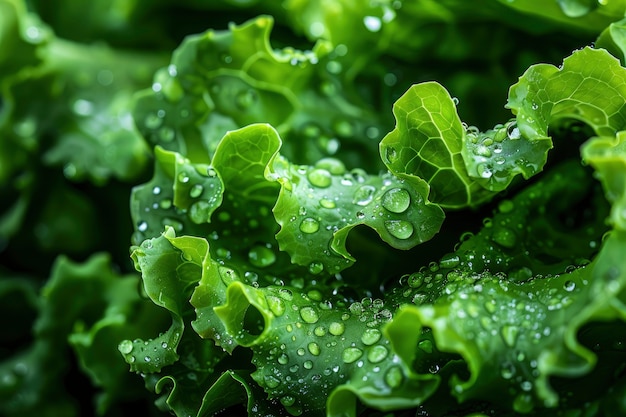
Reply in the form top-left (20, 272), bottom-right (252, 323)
top-left (270, 153), bottom-right (444, 274)
top-left (0, 254), bottom-right (144, 416)
top-left (596, 17), bottom-right (626, 63)
top-left (581, 131), bottom-right (626, 231)
top-left (132, 15), bottom-right (385, 170)
top-left (380, 81), bottom-right (497, 208)
top-left (211, 123), bottom-right (282, 202)
top-left (497, 0), bottom-right (626, 32)
top-left (121, 228), bottom-right (204, 373)
top-left (461, 118), bottom-right (552, 192)
top-left (508, 47), bottom-right (626, 140)
top-left (130, 146), bottom-right (224, 246)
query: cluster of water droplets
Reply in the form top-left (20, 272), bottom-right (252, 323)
top-left (118, 330), bottom-right (181, 373)
top-left (463, 119), bottom-right (544, 191)
top-left (251, 286), bottom-right (410, 416)
top-left (131, 159), bottom-right (222, 246)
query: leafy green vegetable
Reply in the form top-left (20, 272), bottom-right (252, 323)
top-left (4, 0), bottom-right (626, 416)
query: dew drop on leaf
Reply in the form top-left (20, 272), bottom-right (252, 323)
top-left (308, 342), bottom-right (321, 356)
top-left (308, 262), bottom-right (324, 274)
top-left (189, 184), bottom-right (203, 198)
top-left (563, 280), bottom-right (576, 292)
top-left (188, 201), bottom-right (210, 224)
top-left (118, 340), bottom-right (133, 354)
top-left (277, 353), bottom-right (289, 365)
top-left (492, 227), bottom-right (517, 248)
top-left (307, 168), bottom-right (332, 188)
top-left (264, 375), bottom-right (281, 389)
top-left (248, 244), bottom-right (276, 267)
top-left (159, 127), bottom-right (175, 142)
top-left (329, 322), bottom-right (345, 336)
top-left (361, 328), bottom-right (382, 346)
top-left (280, 396), bottom-right (296, 407)
top-left (299, 218), bottom-right (320, 234)
top-left (501, 325), bottom-right (520, 347)
top-left (299, 307), bottom-right (320, 324)
top-left (384, 366), bottom-right (403, 388)
top-left (363, 15), bottom-right (382, 32)
top-left (367, 345), bottom-right (388, 363)
top-left (500, 361), bottom-right (516, 379)
top-left (353, 185), bottom-right (376, 206)
top-left (137, 221), bottom-right (148, 232)
top-left (266, 295), bottom-right (285, 317)
top-left (342, 347), bottom-right (363, 364)
top-left (382, 188), bottom-right (411, 213)
top-left (384, 220), bottom-right (414, 239)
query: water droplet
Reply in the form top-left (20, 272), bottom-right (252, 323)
top-left (161, 342), bottom-right (168, 349)
top-left (160, 198), bottom-right (172, 209)
top-left (563, 280), bottom-right (576, 292)
top-left (159, 127), bottom-right (176, 142)
top-left (507, 123), bottom-right (521, 140)
top-left (342, 347), bottom-right (363, 364)
top-left (72, 99), bottom-right (94, 116)
top-left (266, 295), bottom-right (286, 317)
top-left (25, 25), bottom-right (44, 43)
top-left (492, 227), bottom-right (517, 248)
top-left (407, 273), bottom-right (424, 288)
top-left (177, 172), bottom-right (190, 183)
top-left (477, 163), bottom-right (493, 179)
top-left (418, 339), bottom-right (433, 353)
top-left (300, 307), bottom-right (320, 324)
top-left (279, 289), bottom-right (293, 301)
top-left (278, 353), bottom-right (289, 365)
top-left (382, 188), bottom-right (411, 213)
top-left (189, 200), bottom-right (210, 224)
top-left (333, 119), bottom-right (354, 137)
top-left (384, 220), bottom-right (414, 240)
top-left (367, 345), bottom-right (388, 363)
top-left (280, 396), bottom-right (296, 407)
top-left (500, 361), bottom-right (516, 379)
top-left (363, 15), bottom-right (382, 32)
top-left (308, 342), bottom-right (321, 356)
top-left (118, 340), bottom-right (133, 354)
top-left (329, 322), bottom-right (345, 336)
top-left (264, 375), bottom-right (281, 388)
top-left (299, 218), bottom-right (320, 234)
top-left (498, 200), bottom-right (514, 213)
top-left (248, 244), bottom-right (276, 268)
top-left (314, 326), bottom-right (326, 337)
top-left (353, 185), bottom-right (376, 206)
top-left (428, 364), bottom-right (440, 374)
top-left (520, 380), bottom-right (533, 391)
top-left (385, 146), bottom-right (398, 163)
top-left (309, 21), bottom-right (325, 37)
top-left (384, 366), bottom-right (403, 388)
top-left (137, 221), bottom-right (148, 232)
top-left (144, 356), bottom-right (151, 362)
top-left (501, 325), bottom-right (519, 347)
top-left (439, 254), bottom-right (460, 268)
top-left (361, 328), bottom-right (382, 345)
top-left (309, 262), bottom-right (324, 274)
top-left (307, 168), bottom-right (332, 188)
top-left (326, 60), bottom-right (342, 74)
top-left (319, 198), bottom-right (336, 209)
top-left (189, 184), bottom-right (203, 198)
top-left (303, 360), bottom-right (314, 370)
